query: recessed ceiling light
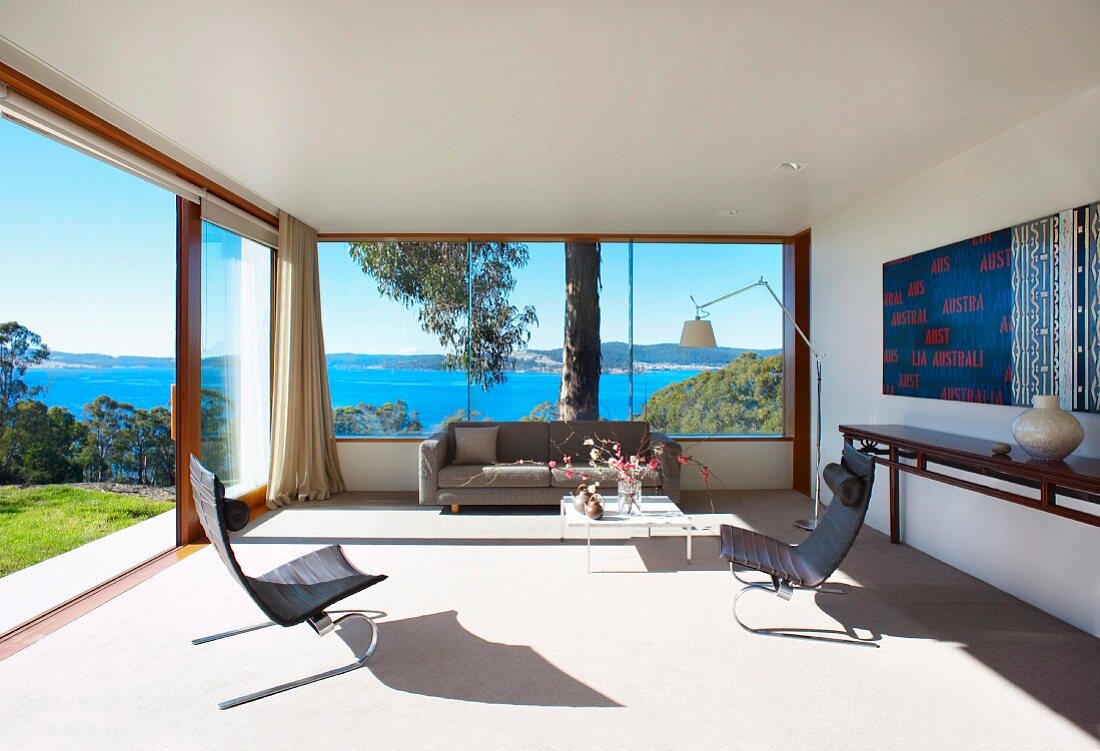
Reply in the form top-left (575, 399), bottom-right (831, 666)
top-left (717, 209), bottom-right (741, 216)
top-left (774, 162), bottom-right (807, 172)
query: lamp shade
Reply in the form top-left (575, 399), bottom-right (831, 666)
top-left (680, 319), bottom-right (717, 348)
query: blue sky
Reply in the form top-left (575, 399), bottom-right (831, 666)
top-left (0, 118), bottom-right (177, 357)
top-left (319, 241), bottom-right (783, 353)
top-left (2, 116), bottom-right (783, 358)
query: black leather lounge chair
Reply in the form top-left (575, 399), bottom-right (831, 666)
top-left (188, 456), bottom-right (388, 708)
top-left (719, 443), bottom-right (878, 647)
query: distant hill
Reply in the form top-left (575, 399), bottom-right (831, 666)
top-left (38, 352), bottom-right (175, 369)
top-left (326, 342), bottom-right (779, 374)
top-left (38, 343), bottom-right (779, 373)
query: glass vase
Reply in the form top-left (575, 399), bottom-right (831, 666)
top-left (617, 478), bottom-right (641, 516)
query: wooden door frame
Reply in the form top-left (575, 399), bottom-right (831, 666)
top-left (175, 197), bottom-right (205, 545)
top-left (784, 229), bottom-right (812, 495)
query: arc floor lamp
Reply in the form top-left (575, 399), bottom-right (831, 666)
top-left (680, 277), bottom-right (824, 532)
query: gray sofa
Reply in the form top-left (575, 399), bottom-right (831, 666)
top-left (419, 420), bottom-right (682, 508)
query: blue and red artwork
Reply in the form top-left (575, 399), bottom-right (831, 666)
top-left (883, 201), bottom-right (1100, 412)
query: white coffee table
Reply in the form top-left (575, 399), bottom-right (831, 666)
top-left (560, 494), bottom-right (693, 572)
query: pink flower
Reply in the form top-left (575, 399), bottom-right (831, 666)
top-left (648, 458), bottom-right (660, 470)
top-left (676, 454), bottom-right (690, 465)
top-left (548, 460), bottom-right (557, 468)
top-left (702, 466), bottom-right (711, 484)
top-left (565, 470), bottom-right (574, 479)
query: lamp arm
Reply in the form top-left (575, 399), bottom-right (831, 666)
top-left (690, 276), bottom-right (825, 528)
top-left (694, 277), bottom-right (767, 312)
top-left (696, 277), bottom-right (822, 361)
top-left (758, 281), bottom-right (823, 361)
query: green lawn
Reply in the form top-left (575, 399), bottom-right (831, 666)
top-left (0, 486), bottom-right (174, 578)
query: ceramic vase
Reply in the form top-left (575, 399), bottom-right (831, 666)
top-left (584, 495), bottom-right (604, 519)
top-left (573, 488), bottom-right (590, 513)
top-left (1011, 395), bottom-right (1084, 461)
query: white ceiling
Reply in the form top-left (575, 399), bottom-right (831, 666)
top-left (2, 1), bottom-right (1100, 235)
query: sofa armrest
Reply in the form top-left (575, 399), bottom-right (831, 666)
top-left (419, 431), bottom-right (448, 505)
top-left (649, 431), bottom-right (682, 502)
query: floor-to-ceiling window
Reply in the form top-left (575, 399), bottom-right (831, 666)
top-left (319, 241), bottom-right (465, 436)
top-left (319, 238), bottom-right (785, 438)
top-left (633, 242), bottom-right (784, 436)
top-left (0, 116), bottom-right (177, 631)
top-left (470, 242), bottom-right (565, 422)
top-left (600, 242), bottom-right (633, 420)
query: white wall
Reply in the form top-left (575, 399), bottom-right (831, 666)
top-left (336, 439), bottom-right (792, 493)
top-left (812, 86), bottom-right (1100, 636)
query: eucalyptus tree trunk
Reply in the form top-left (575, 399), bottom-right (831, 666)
top-left (559, 242), bottom-right (601, 420)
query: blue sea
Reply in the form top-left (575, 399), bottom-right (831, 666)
top-left (25, 366), bottom-right (700, 430)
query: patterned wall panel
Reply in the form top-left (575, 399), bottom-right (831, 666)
top-left (883, 199), bottom-right (1099, 413)
top-left (1075, 202), bottom-right (1100, 412)
top-left (882, 230), bottom-right (1014, 405)
top-left (1010, 213), bottom-right (1060, 406)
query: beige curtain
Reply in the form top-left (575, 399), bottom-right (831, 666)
top-left (267, 212), bottom-right (346, 507)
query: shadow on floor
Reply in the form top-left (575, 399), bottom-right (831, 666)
top-left (244, 494), bottom-right (1100, 734)
top-left (337, 610), bottom-right (621, 708)
top-left (814, 575), bottom-right (1100, 738)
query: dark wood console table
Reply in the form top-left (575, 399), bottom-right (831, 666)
top-left (839, 424), bottom-right (1100, 544)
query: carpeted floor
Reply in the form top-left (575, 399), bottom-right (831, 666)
top-left (1, 490), bottom-right (1096, 750)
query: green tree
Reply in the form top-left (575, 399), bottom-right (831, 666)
top-left (140, 406), bottom-right (176, 486)
top-left (441, 408), bottom-right (489, 427)
top-left (200, 388), bottom-right (231, 479)
top-left (0, 321), bottom-right (49, 417)
top-left (347, 242), bottom-right (537, 389)
top-left (120, 406), bottom-right (174, 486)
top-left (80, 395), bottom-right (136, 481)
top-left (521, 401), bottom-right (559, 422)
top-left (0, 401), bottom-right (85, 484)
top-left (641, 353), bottom-right (784, 435)
top-left (333, 400), bottom-right (423, 436)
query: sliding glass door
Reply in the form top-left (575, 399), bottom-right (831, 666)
top-left (0, 116), bottom-right (178, 630)
top-left (200, 223), bottom-right (273, 496)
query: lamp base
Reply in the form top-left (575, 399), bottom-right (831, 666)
top-left (794, 518), bottom-right (818, 532)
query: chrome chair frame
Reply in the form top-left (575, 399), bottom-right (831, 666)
top-left (730, 564), bottom-right (878, 648)
top-left (192, 611), bottom-right (381, 710)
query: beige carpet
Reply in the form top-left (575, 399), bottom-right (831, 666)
top-left (0, 490), bottom-right (1096, 750)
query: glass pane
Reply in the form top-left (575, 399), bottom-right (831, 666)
top-left (599, 242), bottom-right (632, 420)
top-left (470, 242), bottom-right (564, 422)
top-left (0, 117), bottom-right (176, 628)
top-left (200, 223), bottom-right (272, 492)
top-left (319, 241), bottom-right (467, 436)
top-left (632, 243), bottom-right (784, 436)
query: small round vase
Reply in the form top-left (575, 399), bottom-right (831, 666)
top-left (1011, 395), bottom-right (1084, 461)
top-left (584, 495), bottom-right (604, 519)
top-left (573, 489), bottom-right (590, 513)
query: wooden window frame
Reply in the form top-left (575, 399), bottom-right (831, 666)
top-left (0, 62), bottom-right (276, 656)
top-left (320, 234), bottom-right (812, 491)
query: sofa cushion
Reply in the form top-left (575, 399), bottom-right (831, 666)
top-left (550, 463), bottom-right (662, 489)
top-left (438, 463), bottom-right (551, 489)
top-left (453, 426), bottom-right (499, 465)
top-left (448, 421), bottom-right (549, 464)
top-left (548, 421), bottom-right (650, 465)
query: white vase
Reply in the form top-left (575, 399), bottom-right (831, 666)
top-left (1011, 395), bottom-right (1084, 461)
